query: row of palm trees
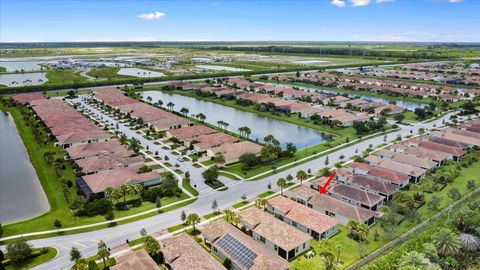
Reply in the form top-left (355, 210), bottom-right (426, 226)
top-left (104, 184), bottom-right (143, 203)
top-left (237, 126), bottom-right (251, 139)
top-left (276, 169), bottom-right (309, 195)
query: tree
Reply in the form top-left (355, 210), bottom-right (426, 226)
top-left (203, 165), bottom-right (219, 183)
top-left (166, 102), bottom-right (175, 111)
top-left (6, 238), bottom-right (32, 264)
top-left (397, 251), bottom-right (430, 269)
top-left (414, 108), bottom-right (427, 120)
top-left (97, 241), bottom-right (110, 269)
top-left (466, 180), bottom-right (476, 190)
top-left (286, 174), bottom-right (294, 183)
top-left (196, 113), bottom-right (206, 123)
top-left (422, 243), bottom-right (439, 263)
top-left (347, 220), bottom-right (360, 238)
top-left (212, 199), bottom-right (219, 214)
top-left (459, 233), bottom-right (480, 252)
top-left (239, 153), bottom-right (260, 169)
top-left (213, 152), bottom-right (226, 167)
top-left (117, 184), bottom-right (132, 203)
top-left (223, 258), bottom-right (232, 269)
top-left (144, 236), bottom-right (161, 262)
top-left (180, 107), bottom-right (189, 116)
top-left (277, 178), bottom-right (287, 195)
top-left (427, 195), bottom-right (441, 211)
top-left (181, 210), bottom-right (187, 224)
top-left (186, 213), bottom-right (201, 233)
top-left (296, 170), bottom-right (307, 185)
top-left (70, 246), bottom-right (82, 270)
top-left (324, 155), bottom-right (329, 166)
top-left (54, 219), bottom-right (62, 230)
top-left (140, 228), bottom-right (148, 237)
top-left (319, 167), bottom-right (331, 177)
top-left (394, 113), bottom-right (405, 123)
top-left (448, 188), bottom-right (461, 200)
top-left (434, 229), bottom-right (461, 257)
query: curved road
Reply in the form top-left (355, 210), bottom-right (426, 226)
top-left (3, 111), bottom-right (456, 269)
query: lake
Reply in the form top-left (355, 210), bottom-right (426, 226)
top-left (0, 112), bottom-right (49, 224)
top-left (141, 90), bottom-right (331, 149)
top-left (0, 60), bottom-right (44, 72)
top-left (196, 65), bottom-right (251, 72)
top-left (0, 72), bottom-right (48, 87)
top-left (117, 68), bottom-right (165, 78)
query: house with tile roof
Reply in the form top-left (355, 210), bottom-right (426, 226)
top-left (200, 219), bottom-right (290, 270)
top-left (239, 207), bottom-right (312, 260)
top-left (111, 249), bottom-right (160, 270)
top-left (266, 196), bottom-right (339, 240)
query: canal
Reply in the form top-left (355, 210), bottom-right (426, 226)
top-left (0, 111), bottom-right (49, 224)
top-left (141, 91), bottom-right (331, 149)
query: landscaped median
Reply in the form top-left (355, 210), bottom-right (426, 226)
top-left (2, 246), bottom-right (57, 270)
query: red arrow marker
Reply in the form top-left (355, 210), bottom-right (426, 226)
top-left (320, 170), bottom-right (336, 194)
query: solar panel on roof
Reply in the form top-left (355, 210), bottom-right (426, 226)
top-left (216, 234), bottom-right (257, 269)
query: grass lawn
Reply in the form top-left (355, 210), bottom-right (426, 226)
top-left (127, 237), bottom-right (146, 247)
top-left (201, 159), bottom-right (215, 166)
top-left (45, 89), bottom-right (92, 97)
top-left (364, 192), bottom-right (480, 270)
top-left (149, 164), bottom-right (162, 170)
top-left (4, 247), bottom-right (57, 270)
top-left (203, 212), bottom-right (221, 220)
top-left (86, 67), bottom-right (134, 80)
top-left (232, 201), bottom-right (250, 209)
top-left (290, 159), bottom-right (480, 270)
top-left (258, 191), bottom-right (275, 198)
top-left (45, 69), bottom-right (86, 85)
top-left (182, 178), bottom-right (199, 196)
top-left (167, 223), bottom-right (188, 233)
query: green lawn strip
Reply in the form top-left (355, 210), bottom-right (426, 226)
top-left (203, 212), bottom-right (221, 220)
top-left (363, 193), bottom-right (480, 270)
top-left (45, 89), bottom-right (92, 97)
top-left (218, 171), bottom-right (242, 180)
top-left (164, 162), bottom-right (172, 167)
top-left (149, 164), bottom-right (162, 170)
top-left (258, 191), bottom-right (275, 198)
top-left (232, 201), bottom-right (250, 209)
top-left (192, 163), bottom-right (202, 168)
top-left (127, 237), bottom-right (146, 247)
top-left (86, 67), bottom-right (135, 80)
top-left (80, 253), bottom-right (117, 270)
top-left (4, 247), bottom-right (57, 270)
top-left (201, 159), bottom-right (215, 166)
top-left (290, 159), bottom-right (480, 269)
top-left (167, 223), bottom-right (188, 233)
top-left (182, 178), bottom-right (199, 196)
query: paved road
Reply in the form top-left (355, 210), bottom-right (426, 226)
top-left (4, 110), bottom-right (455, 270)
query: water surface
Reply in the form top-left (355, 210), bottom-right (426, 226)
top-left (118, 68), bottom-right (165, 78)
top-left (0, 112), bottom-right (49, 224)
top-left (0, 72), bottom-right (48, 86)
top-left (142, 91), bottom-right (330, 149)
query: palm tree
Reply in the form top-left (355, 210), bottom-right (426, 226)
top-left (146, 96), bottom-right (152, 102)
top-left (459, 233), bottom-right (480, 252)
top-left (157, 99), bottom-right (163, 107)
top-left (255, 198), bottom-right (267, 210)
top-left (196, 113), bottom-right (206, 123)
top-left (132, 184), bottom-right (143, 199)
top-left (347, 220), bottom-right (360, 238)
top-left (119, 134), bottom-right (128, 145)
top-left (277, 178), bottom-right (287, 195)
top-left (104, 187), bottom-right (114, 202)
top-left (238, 127), bottom-right (245, 138)
top-left (214, 153), bottom-right (226, 167)
top-left (128, 139), bottom-right (140, 153)
top-left (244, 127), bottom-right (251, 139)
top-left (97, 241), bottom-right (110, 269)
top-left (144, 236), bottom-right (161, 262)
top-left (434, 229), bottom-right (461, 257)
top-left (166, 102), bottom-right (175, 111)
top-left (180, 107), bottom-right (189, 116)
top-left (69, 246), bottom-right (82, 270)
top-left (217, 120), bottom-right (224, 129)
top-left (223, 122), bottom-right (229, 130)
top-left (186, 213), bottom-right (201, 233)
top-left (357, 223), bottom-right (370, 240)
top-left (397, 251), bottom-right (430, 269)
top-left (296, 170), bottom-right (308, 185)
top-left (117, 184), bottom-right (131, 203)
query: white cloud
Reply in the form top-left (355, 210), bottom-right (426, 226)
top-left (376, 0), bottom-right (394, 3)
top-left (350, 0), bottom-right (371, 6)
top-left (138, 11), bottom-right (165, 21)
top-left (331, 0), bottom-right (346, 8)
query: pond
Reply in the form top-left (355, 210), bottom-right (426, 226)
top-left (141, 90), bottom-right (331, 149)
top-left (0, 72), bottom-right (48, 87)
top-left (117, 68), bottom-right (165, 78)
top-left (196, 65), bottom-right (251, 72)
top-left (0, 60), bottom-right (44, 72)
top-left (0, 112), bottom-right (49, 224)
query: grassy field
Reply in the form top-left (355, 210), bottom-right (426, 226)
top-left (4, 247), bottom-right (57, 270)
top-left (45, 69), bottom-right (86, 85)
top-left (290, 159), bottom-right (480, 269)
top-left (0, 103), bottom-right (192, 238)
top-left (86, 67), bottom-right (135, 80)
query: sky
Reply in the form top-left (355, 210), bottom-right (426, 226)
top-left (1, 0), bottom-right (479, 43)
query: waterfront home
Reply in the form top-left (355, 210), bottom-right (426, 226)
top-left (192, 132), bottom-right (238, 152)
top-left (207, 141), bottom-right (262, 164)
top-left (166, 125), bottom-right (217, 140)
top-left (76, 152), bottom-right (144, 175)
top-left (66, 140), bottom-right (128, 160)
top-left (239, 207), bottom-right (312, 260)
top-left (266, 196), bottom-right (339, 239)
top-left (286, 186), bottom-right (377, 226)
top-left (200, 219), bottom-right (290, 270)
top-left (161, 233), bottom-right (226, 270)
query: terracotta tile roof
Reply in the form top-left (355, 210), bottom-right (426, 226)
top-left (161, 233), bottom-right (226, 270)
top-left (417, 140), bottom-right (466, 156)
top-left (329, 183), bottom-right (385, 207)
top-left (210, 141), bottom-right (262, 161)
top-left (193, 133), bottom-right (238, 150)
top-left (76, 152), bottom-right (143, 174)
top-left (200, 220), bottom-right (290, 270)
top-left (239, 207), bottom-right (312, 252)
top-left (12, 93), bottom-right (45, 104)
top-left (66, 140), bottom-right (128, 160)
top-left (341, 172), bottom-right (399, 195)
top-left (267, 196), bottom-right (338, 234)
top-left (168, 125), bottom-right (217, 140)
top-left (111, 249), bottom-right (160, 270)
top-left (81, 166), bottom-right (159, 193)
top-left (286, 186), bottom-right (377, 223)
top-left (366, 156), bottom-right (426, 177)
